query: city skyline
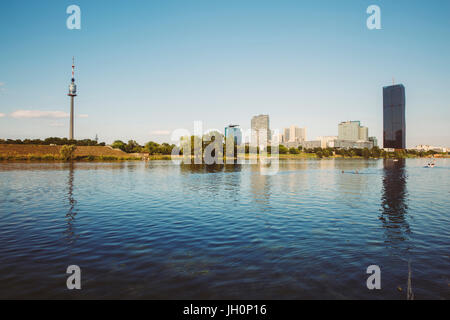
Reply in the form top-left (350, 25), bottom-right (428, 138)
top-left (0, 1), bottom-right (449, 148)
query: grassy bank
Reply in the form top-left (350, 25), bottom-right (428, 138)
top-left (0, 144), bottom-right (144, 161)
top-left (1, 143), bottom-right (448, 162)
top-left (0, 154), bottom-right (143, 161)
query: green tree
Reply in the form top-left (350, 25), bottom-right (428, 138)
top-left (289, 147), bottom-right (299, 154)
top-left (371, 147), bottom-right (381, 158)
top-left (125, 140), bottom-right (142, 153)
top-left (145, 141), bottom-right (160, 155)
top-left (159, 143), bottom-right (175, 155)
top-left (279, 145), bottom-right (289, 154)
top-left (362, 148), bottom-right (370, 159)
top-left (112, 140), bottom-right (126, 152)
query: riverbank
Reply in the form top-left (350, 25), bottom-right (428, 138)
top-left (0, 144), bottom-right (143, 161)
top-left (0, 144), bottom-right (447, 161)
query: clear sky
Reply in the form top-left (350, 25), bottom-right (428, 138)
top-left (0, 0), bottom-right (449, 147)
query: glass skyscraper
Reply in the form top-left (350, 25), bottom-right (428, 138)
top-left (225, 125), bottom-right (242, 145)
top-left (383, 84), bottom-right (406, 149)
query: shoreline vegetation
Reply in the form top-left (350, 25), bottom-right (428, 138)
top-left (0, 137), bottom-right (448, 162)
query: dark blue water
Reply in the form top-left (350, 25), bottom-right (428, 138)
top-left (0, 159), bottom-right (448, 299)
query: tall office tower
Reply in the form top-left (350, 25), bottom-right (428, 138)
top-left (383, 84), bottom-right (406, 149)
top-left (225, 124), bottom-right (242, 145)
top-left (67, 57), bottom-right (77, 140)
top-left (338, 121), bottom-right (369, 141)
top-left (251, 114), bottom-right (271, 145)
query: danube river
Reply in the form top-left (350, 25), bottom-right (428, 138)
top-left (0, 159), bottom-right (448, 299)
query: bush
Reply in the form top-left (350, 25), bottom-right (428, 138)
top-left (42, 154), bottom-right (56, 161)
top-left (60, 145), bottom-right (76, 161)
top-left (27, 154), bottom-right (40, 160)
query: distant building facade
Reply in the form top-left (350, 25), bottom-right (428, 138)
top-left (383, 84), bottom-right (406, 149)
top-left (334, 140), bottom-right (373, 149)
top-left (301, 140), bottom-right (321, 149)
top-left (317, 136), bottom-right (338, 149)
top-left (336, 120), bottom-right (373, 149)
top-left (286, 125), bottom-right (306, 143)
top-left (415, 145), bottom-right (448, 153)
top-left (224, 125), bottom-right (242, 145)
top-left (251, 114), bottom-right (271, 146)
top-left (369, 136), bottom-right (378, 148)
top-left (338, 121), bottom-right (368, 141)
top-left (280, 125), bottom-right (306, 147)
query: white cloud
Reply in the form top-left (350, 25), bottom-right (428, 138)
top-left (0, 113), bottom-right (5, 117)
top-left (78, 114), bottom-right (89, 118)
top-left (10, 110), bottom-right (69, 119)
top-left (151, 130), bottom-right (171, 135)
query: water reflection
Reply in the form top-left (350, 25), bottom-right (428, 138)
top-left (335, 160), bottom-right (378, 206)
top-left (64, 163), bottom-right (78, 244)
top-left (250, 165), bottom-right (272, 207)
top-left (380, 159), bottom-right (410, 243)
top-left (179, 164), bottom-right (242, 198)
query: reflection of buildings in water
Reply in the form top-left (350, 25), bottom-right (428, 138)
top-left (277, 161), bottom-right (309, 194)
top-left (334, 159), bottom-right (377, 172)
top-left (223, 165), bottom-right (242, 201)
top-left (334, 160), bottom-right (378, 205)
top-left (249, 165), bottom-right (272, 208)
top-left (179, 164), bottom-right (224, 174)
top-left (64, 163), bottom-right (78, 243)
top-left (178, 164), bottom-right (242, 198)
top-left (315, 159), bottom-right (338, 187)
top-left (381, 159), bottom-right (410, 242)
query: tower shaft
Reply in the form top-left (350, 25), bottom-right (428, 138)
top-left (70, 96), bottom-right (74, 140)
top-left (68, 57), bottom-right (77, 140)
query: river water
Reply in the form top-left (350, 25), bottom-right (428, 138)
top-left (0, 159), bottom-right (448, 299)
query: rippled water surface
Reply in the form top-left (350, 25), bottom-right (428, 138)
top-left (0, 159), bottom-right (449, 299)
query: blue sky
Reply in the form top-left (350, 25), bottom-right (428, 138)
top-left (0, 0), bottom-right (449, 147)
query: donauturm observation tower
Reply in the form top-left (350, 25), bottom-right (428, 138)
top-left (67, 57), bottom-right (77, 140)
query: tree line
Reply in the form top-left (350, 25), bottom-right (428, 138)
top-left (0, 137), bottom-right (105, 146)
top-left (111, 140), bottom-right (176, 155)
top-left (2, 136), bottom-right (445, 158)
top-left (278, 146), bottom-right (443, 158)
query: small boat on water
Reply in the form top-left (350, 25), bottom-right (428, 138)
top-left (425, 159), bottom-right (436, 168)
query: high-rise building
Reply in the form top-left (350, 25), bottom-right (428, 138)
top-left (383, 84), bottom-right (406, 149)
top-left (287, 125), bottom-right (306, 143)
top-left (251, 114), bottom-right (270, 146)
top-left (338, 121), bottom-right (369, 141)
top-left (224, 125), bottom-right (242, 145)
